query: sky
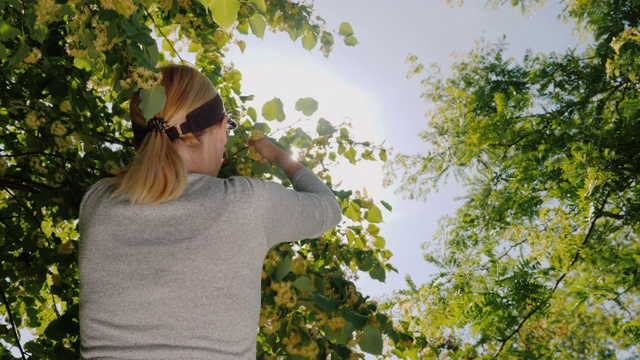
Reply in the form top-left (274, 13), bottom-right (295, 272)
top-left (227, 0), bottom-right (580, 299)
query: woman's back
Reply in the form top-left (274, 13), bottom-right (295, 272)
top-left (79, 170), bottom-right (340, 359)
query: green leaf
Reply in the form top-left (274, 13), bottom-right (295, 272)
top-left (321, 31), bottom-right (334, 46)
top-left (344, 35), bottom-right (359, 47)
top-left (209, 0), bottom-right (241, 29)
top-left (73, 57), bottom-right (92, 71)
top-left (139, 86), bottom-right (167, 120)
top-left (380, 200), bottom-right (392, 211)
top-left (302, 28), bottom-right (317, 50)
top-left (247, 107), bottom-right (257, 121)
top-left (249, 0), bottom-right (266, 13)
top-left (8, 42), bottom-right (29, 66)
top-left (359, 325), bottom-right (383, 355)
top-left (344, 147), bottom-right (356, 164)
top-left (291, 128), bottom-right (313, 148)
top-left (316, 118), bottom-right (337, 136)
top-left (236, 21), bottom-right (249, 34)
top-left (312, 293), bottom-right (341, 312)
top-left (252, 122), bottom-right (271, 134)
top-left (324, 321), bottom-right (355, 345)
top-left (379, 149), bottom-right (387, 161)
top-left (338, 22), bottom-right (354, 37)
top-left (292, 276), bottom-right (313, 292)
top-left (344, 202), bottom-right (361, 221)
top-left (0, 20), bottom-right (20, 41)
top-left (145, 44), bottom-right (159, 65)
top-left (188, 41), bottom-right (202, 52)
top-left (373, 236), bottom-right (385, 248)
top-left (366, 205), bottom-right (383, 223)
top-left (236, 40), bottom-right (246, 53)
top-left (342, 308), bottom-right (368, 330)
top-left (295, 97), bottom-right (318, 116)
top-left (287, 27), bottom-right (303, 41)
top-left (248, 14), bottom-right (266, 39)
top-left (369, 264), bottom-right (386, 282)
top-left (275, 254), bottom-right (291, 281)
top-left (261, 97), bottom-right (285, 121)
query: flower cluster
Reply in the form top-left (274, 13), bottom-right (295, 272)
top-left (29, 156), bottom-right (47, 174)
top-left (87, 76), bottom-right (112, 95)
top-left (326, 316), bottom-right (346, 330)
top-left (59, 100), bottom-right (72, 113)
top-left (65, 10), bottom-right (91, 58)
top-left (345, 283), bottom-right (360, 306)
top-left (23, 48), bottom-right (42, 64)
top-left (282, 333), bottom-right (320, 358)
top-left (91, 18), bottom-right (119, 51)
top-left (55, 136), bottom-right (74, 153)
top-left (35, 0), bottom-right (58, 26)
top-left (271, 281), bottom-right (296, 308)
top-left (291, 256), bottom-right (306, 275)
top-left (50, 121), bottom-right (68, 136)
top-left (130, 66), bottom-right (163, 90)
top-left (99, 0), bottom-right (138, 17)
top-left (53, 169), bottom-right (66, 185)
top-left (0, 159), bottom-right (8, 175)
top-left (57, 241), bottom-right (75, 255)
top-left (156, 0), bottom-right (173, 10)
top-left (25, 112), bottom-right (43, 130)
top-left (263, 319), bottom-right (281, 335)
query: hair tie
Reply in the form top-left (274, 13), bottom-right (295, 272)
top-left (147, 117), bottom-right (167, 133)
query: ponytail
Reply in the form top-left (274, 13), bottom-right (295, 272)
top-left (111, 64), bottom-right (217, 204)
top-left (111, 130), bottom-right (187, 205)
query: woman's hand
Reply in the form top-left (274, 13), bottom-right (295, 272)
top-left (248, 137), bottom-right (304, 179)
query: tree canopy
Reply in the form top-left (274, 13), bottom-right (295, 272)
top-left (0, 0), bottom-right (410, 358)
top-left (386, 0), bottom-right (640, 358)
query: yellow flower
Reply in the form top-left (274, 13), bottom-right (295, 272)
top-left (100, 0), bottom-right (138, 17)
top-left (25, 112), bottom-right (41, 130)
top-left (0, 159), bottom-right (8, 175)
top-left (59, 100), bottom-right (72, 113)
top-left (291, 257), bottom-right (306, 275)
top-left (327, 316), bottom-right (346, 330)
top-left (248, 146), bottom-right (262, 161)
top-left (35, 0), bottom-right (57, 26)
top-left (50, 121), bottom-right (68, 136)
top-left (55, 136), bottom-right (73, 153)
top-left (57, 241), bottom-right (75, 255)
top-left (23, 48), bottom-right (42, 64)
top-left (250, 128), bottom-right (265, 141)
top-left (271, 281), bottom-right (297, 308)
top-left (262, 319), bottom-right (280, 334)
top-left (130, 66), bottom-right (163, 90)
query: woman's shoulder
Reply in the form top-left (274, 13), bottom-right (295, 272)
top-left (79, 177), bottom-right (117, 218)
top-left (188, 173), bottom-right (273, 196)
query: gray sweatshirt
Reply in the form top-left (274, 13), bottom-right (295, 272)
top-left (78, 169), bottom-right (341, 359)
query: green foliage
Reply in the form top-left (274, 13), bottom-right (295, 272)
top-left (261, 97), bottom-right (286, 121)
top-left (139, 86), bottom-right (167, 120)
top-left (0, 0), bottom-right (410, 358)
top-left (295, 97), bottom-right (319, 116)
top-left (386, 0), bottom-right (640, 358)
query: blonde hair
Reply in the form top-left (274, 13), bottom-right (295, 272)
top-left (112, 64), bottom-right (218, 205)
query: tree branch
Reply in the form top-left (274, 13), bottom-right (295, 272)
top-left (493, 203), bottom-right (601, 358)
top-left (0, 284), bottom-right (27, 360)
top-left (143, 6), bottom-right (185, 64)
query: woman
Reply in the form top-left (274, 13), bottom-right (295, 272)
top-left (78, 64), bottom-right (342, 359)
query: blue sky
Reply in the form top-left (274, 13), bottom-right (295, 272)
top-left (228, 0), bottom-right (581, 299)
